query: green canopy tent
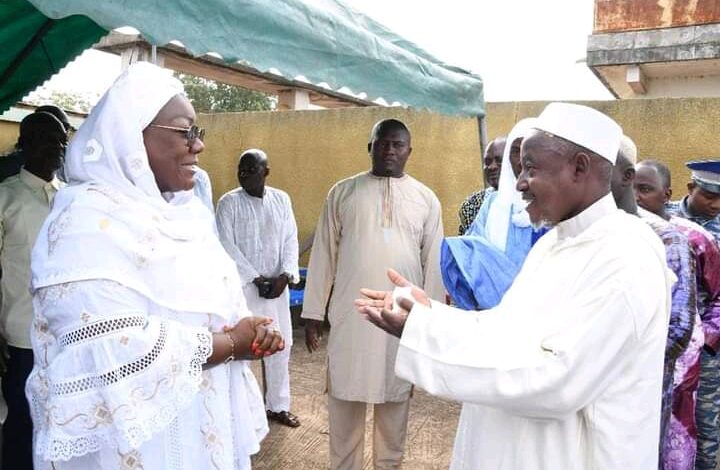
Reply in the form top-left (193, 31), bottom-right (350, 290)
top-left (0, 0), bottom-right (105, 114)
top-left (0, 0), bottom-right (484, 118)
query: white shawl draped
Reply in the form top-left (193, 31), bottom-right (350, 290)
top-left (27, 62), bottom-right (266, 467)
top-left (485, 118), bottom-right (536, 251)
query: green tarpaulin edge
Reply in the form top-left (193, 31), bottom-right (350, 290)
top-left (25, 0), bottom-right (484, 117)
top-left (0, 0), bottom-right (107, 113)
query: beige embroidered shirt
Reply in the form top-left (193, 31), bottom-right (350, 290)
top-left (302, 171), bottom-right (445, 403)
top-left (0, 168), bottom-right (62, 348)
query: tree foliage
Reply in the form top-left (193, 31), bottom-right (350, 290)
top-left (26, 89), bottom-right (94, 113)
top-left (174, 73), bottom-right (274, 113)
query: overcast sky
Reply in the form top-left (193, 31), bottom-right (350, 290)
top-left (29, 0), bottom-right (614, 105)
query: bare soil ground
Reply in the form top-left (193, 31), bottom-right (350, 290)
top-left (250, 326), bottom-right (460, 469)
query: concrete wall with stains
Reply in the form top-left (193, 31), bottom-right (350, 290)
top-left (200, 99), bottom-right (720, 244)
top-left (0, 122), bottom-right (19, 155)
top-left (194, 99), bottom-right (720, 246)
top-left (198, 107), bottom-right (482, 245)
top-left (594, 0), bottom-right (720, 33)
top-left (487, 98), bottom-right (720, 203)
top-left (1, 98), bottom-right (718, 246)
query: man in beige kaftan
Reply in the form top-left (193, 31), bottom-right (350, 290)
top-left (301, 119), bottom-right (444, 469)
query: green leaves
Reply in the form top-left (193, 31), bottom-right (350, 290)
top-left (174, 73), bottom-right (274, 113)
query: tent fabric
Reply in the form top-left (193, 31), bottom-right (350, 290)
top-left (0, 0), bottom-right (106, 114)
top-left (12, 0), bottom-right (484, 117)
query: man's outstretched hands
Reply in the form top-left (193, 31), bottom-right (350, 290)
top-left (354, 268), bottom-right (430, 338)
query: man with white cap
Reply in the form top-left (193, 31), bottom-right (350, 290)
top-left (355, 103), bottom-right (672, 469)
top-left (667, 160), bottom-right (720, 469)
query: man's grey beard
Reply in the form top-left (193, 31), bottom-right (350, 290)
top-left (531, 219), bottom-right (554, 231)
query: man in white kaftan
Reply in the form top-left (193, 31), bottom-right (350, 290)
top-left (216, 149), bottom-right (301, 426)
top-left (357, 104), bottom-right (671, 469)
top-left (302, 119), bottom-right (445, 469)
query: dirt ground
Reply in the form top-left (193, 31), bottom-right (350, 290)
top-left (250, 326), bottom-right (461, 469)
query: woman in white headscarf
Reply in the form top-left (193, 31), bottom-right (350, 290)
top-left (26, 62), bottom-right (282, 469)
top-left (441, 118), bottom-right (547, 310)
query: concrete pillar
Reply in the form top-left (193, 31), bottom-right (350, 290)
top-left (120, 46), bottom-right (165, 70)
top-left (277, 89), bottom-right (311, 110)
top-left (626, 65), bottom-right (647, 95)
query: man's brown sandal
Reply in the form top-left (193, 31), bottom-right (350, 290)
top-left (267, 410), bottom-right (301, 428)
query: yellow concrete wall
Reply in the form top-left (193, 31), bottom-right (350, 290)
top-left (197, 107), bottom-right (482, 249)
top-left (485, 98), bottom-right (720, 202)
top-left (2, 97), bottom-right (718, 247)
top-left (0, 121), bottom-right (18, 155)
top-left (199, 98), bottom-right (720, 248)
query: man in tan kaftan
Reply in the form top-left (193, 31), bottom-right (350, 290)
top-left (301, 119), bottom-right (444, 469)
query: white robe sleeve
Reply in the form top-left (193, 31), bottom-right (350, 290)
top-left (301, 187), bottom-right (340, 321)
top-left (215, 196), bottom-right (260, 284)
top-left (280, 192), bottom-right (300, 283)
top-left (396, 280), bottom-right (648, 420)
top-left (420, 193), bottom-right (445, 300)
top-left (192, 168), bottom-right (214, 211)
top-left (28, 279), bottom-right (212, 462)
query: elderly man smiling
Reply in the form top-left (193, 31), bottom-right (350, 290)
top-left (356, 103), bottom-right (672, 469)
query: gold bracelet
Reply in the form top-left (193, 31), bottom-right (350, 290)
top-left (223, 332), bottom-right (236, 363)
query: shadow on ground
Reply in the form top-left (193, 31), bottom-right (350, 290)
top-left (250, 327), bottom-right (460, 469)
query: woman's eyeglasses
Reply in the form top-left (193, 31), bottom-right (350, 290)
top-left (149, 124), bottom-right (206, 143)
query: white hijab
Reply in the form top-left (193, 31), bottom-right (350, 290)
top-left (31, 62), bottom-right (243, 321)
top-left (485, 118), bottom-right (537, 251)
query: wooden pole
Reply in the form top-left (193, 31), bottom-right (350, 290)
top-left (476, 114), bottom-right (488, 185)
